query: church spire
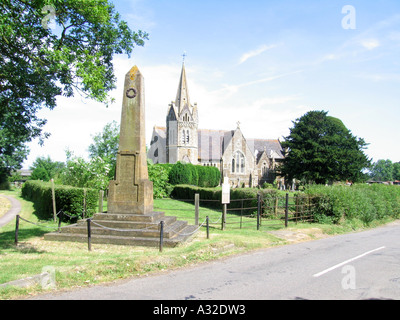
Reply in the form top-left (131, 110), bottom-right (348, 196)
top-left (175, 62), bottom-right (190, 112)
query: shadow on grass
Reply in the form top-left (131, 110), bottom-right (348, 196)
top-left (0, 225), bottom-right (50, 252)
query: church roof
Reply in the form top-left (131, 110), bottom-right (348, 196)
top-left (197, 129), bottom-right (284, 161)
top-left (198, 129), bottom-right (233, 161)
top-left (247, 138), bottom-right (285, 160)
top-left (175, 63), bottom-right (191, 111)
top-left (154, 126), bottom-right (167, 138)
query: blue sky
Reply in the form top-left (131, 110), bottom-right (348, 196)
top-left (24, 0), bottom-right (400, 168)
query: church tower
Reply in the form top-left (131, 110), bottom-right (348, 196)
top-left (166, 62), bottom-right (199, 164)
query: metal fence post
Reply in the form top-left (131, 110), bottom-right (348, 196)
top-left (58, 210), bottom-right (63, 233)
top-left (222, 204), bottom-right (227, 231)
top-left (240, 199), bottom-right (243, 229)
top-left (257, 193), bottom-right (261, 231)
top-left (285, 193), bottom-right (289, 228)
top-left (159, 221), bottom-right (164, 252)
top-left (51, 179), bottom-right (56, 222)
top-left (195, 193), bottom-right (199, 225)
top-left (206, 216), bottom-right (210, 239)
top-left (15, 215), bottom-right (20, 246)
top-left (87, 218), bottom-right (92, 251)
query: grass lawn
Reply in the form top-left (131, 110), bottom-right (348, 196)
top-left (0, 196), bottom-right (11, 219)
top-left (0, 188), bottom-right (395, 300)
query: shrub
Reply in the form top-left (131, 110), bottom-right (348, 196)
top-left (187, 163), bottom-right (199, 186)
top-left (148, 163), bottom-right (173, 198)
top-left (171, 185), bottom-right (278, 215)
top-left (0, 180), bottom-right (11, 190)
top-left (305, 184), bottom-right (400, 225)
top-left (22, 180), bottom-right (98, 221)
top-left (168, 162), bottom-right (192, 185)
top-left (168, 162), bottom-right (220, 187)
top-left (197, 165), bottom-right (220, 187)
top-left (30, 167), bottom-right (50, 181)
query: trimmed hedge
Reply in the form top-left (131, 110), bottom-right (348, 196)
top-left (171, 184), bottom-right (278, 214)
top-left (22, 180), bottom-right (99, 221)
top-left (197, 165), bottom-right (220, 187)
top-left (168, 162), bottom-right (220, 187)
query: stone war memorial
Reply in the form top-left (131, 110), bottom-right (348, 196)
top-left (45, 66), bottom-right (198, 247)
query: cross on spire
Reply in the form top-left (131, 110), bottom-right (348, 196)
top-left (182, 51), bottom-right (187, 63)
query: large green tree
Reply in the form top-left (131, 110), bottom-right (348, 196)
top-left (30, 156), bottom-right (65, 181)
top-left (393, 162), bottom-right (400, 181)
top-left (60, 149), bottom-right (110, 190)
top-left (281, 110), bottom-right (370, 184)
top-left (369, 159), bottom-right (400, 181)
top-left (0, 0), bottom-right (148, 182)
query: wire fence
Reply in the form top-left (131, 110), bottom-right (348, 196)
top-left (13, 208), bottom-right (204, 253)
top-left (156, 192), bottom-right (317, 231)
top-left (13, 192), bottom-right (318, 252)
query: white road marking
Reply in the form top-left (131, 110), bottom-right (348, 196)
top-left (313, 246), bottom-right (386, 278)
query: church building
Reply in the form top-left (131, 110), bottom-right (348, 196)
top-left (147, 63), bottom-right (285, 187)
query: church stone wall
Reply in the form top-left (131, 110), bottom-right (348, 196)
top-left (221, 129), bottom-right (256, 188)
top-left (148, 62), bottom-right (285, 188)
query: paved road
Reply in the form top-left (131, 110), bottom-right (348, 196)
top-left (31, 221), bottom-right (400, 300)
top-left (0, 195), bottom-right (21, 227)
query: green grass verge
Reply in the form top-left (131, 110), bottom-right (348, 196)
top-left (0, 188), bottom-right (396, 300)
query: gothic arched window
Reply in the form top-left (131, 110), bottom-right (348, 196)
top-left (262, 162), bottom-right (268, 177)
top-left (181, 129), bottom-right (190, 145)
top-left (232, 151), bottom-right (245, 173)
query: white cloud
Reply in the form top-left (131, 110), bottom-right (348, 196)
top-left (238, 44), bottom-right (279, 64)
top-left (320, 53), bottom-right (341, 62)
top-left (360, 39), bottom-right (381, 50)
top-left (356, 73), bottom-right (400, 82)
top-left (210, 70), bottom-right (303, 98)
top-left (234, 97), bottom-right (307, 140)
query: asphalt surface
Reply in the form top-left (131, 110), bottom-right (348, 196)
top-left (0, 195), bottom-right (21, 227)
top-left (30, 220), bottom-right (400, 300)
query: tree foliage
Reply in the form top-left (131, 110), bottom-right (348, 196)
top-left (60, 150), bottom-right (110, 190)
top-left (30, 156), bottom-right (65, 181)
top-left (281, 110), bottom-right (370, 184)
top-left (369, 159), bottom-right (400, 181)
top-left (147, 162), bottom-right (173, 199)
top-left (88, 120), bottom-right (119, 179)
top-left (394, 163), bottom-right (400, 181)
top-left (0, 0), bottom-right (148, 182)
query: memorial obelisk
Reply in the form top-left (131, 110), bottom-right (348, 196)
top-left (45, 65), bottom-right (198, 247)
top-left (107, 66), bottom-right (154, 214)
